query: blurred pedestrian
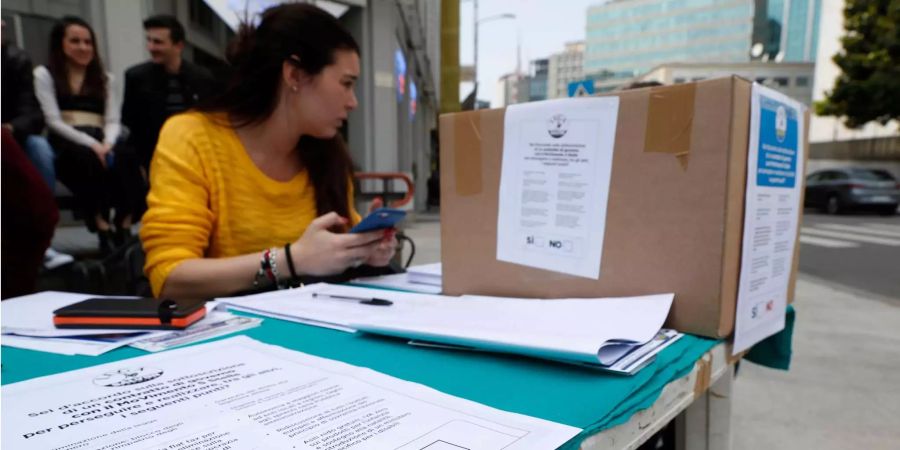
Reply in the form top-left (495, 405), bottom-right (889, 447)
top-left (34, 16), bottom-right (145, 254)
top-left (122, 14), bottom-right (216, 172)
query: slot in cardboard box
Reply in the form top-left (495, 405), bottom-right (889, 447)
top-left (439, 76), bottom-right (806, 338)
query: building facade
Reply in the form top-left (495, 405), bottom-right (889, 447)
top-left (526, 58), bottom-right (548, 102)
top-left (546, 40), bottom-right (584, 99)
top-left (494, 72), bottom-right (523, 108)
top-left (584, 0), bottom-right (754, 78)
top-left (1, 0), bottom-right (234, 101)
top-left (635, 61), bottom-right (815, 104)
top-left (766, 0), bottom-right (821, 62)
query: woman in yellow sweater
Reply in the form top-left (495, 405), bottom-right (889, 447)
top-left (140, 4), bottom-right (395, 299)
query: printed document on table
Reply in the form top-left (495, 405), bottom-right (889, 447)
top-left (733, 84), bottom-right (806, 354)
top-left (352, 291), bottom-right (673, 366)
top-left (1, 291), bottom-right (147, 337)
top-left (497, 97), bottom-right (619, 279)
top-left (351, 272), bottom-right (443, 294)
top-left (215, 283), bottom-right (449, 332)
top-left (1, 332), bottom-right (162, 356)
top-left (1, 336), bottom-right (580, 450)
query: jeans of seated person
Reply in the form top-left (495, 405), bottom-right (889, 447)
top-left (23, 135), bottom-right (56, 190)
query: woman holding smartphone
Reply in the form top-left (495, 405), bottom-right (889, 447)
top-left (34, 16), bottom-right (145, 253)
top-left (141, 3), bottom-right (396, 299)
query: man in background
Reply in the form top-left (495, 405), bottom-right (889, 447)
top-left (122, 15), bottom-right (216, 172)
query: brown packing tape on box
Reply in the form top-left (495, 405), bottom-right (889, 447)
top-left (440, 108), bottom-right (505, 296)
top-left (643, 83), bottom-right (695, 170)
top-left (451, 110), bottom-right (484, 196)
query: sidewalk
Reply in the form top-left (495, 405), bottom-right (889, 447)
top-left (732, 276), bottom-right (900, 450)
top-left (400, 216), bottom-right (900, 450)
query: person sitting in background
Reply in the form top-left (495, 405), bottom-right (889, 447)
top-left (34, 16), bottom-right (145, 254)
top-left (2, 21), bottom-right (73, 269)
top-left (121, 14), bottom-right (216, 172)
top-left (1, 129), bottom-right (59, 299)
top-left (140, 3), bottom-right (396, 300)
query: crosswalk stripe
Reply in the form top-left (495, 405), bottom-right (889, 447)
top-left (801, 227), bottom-right (900, 246)
top-left (863, 223), bottom-right (900, 233)
top-left (817, 223), bottom-right (900, 239)
top-left (798, 235), bottom-right (860, 248)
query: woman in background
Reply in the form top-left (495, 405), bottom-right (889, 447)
top-left (34, 16), bottom-right (145, 253)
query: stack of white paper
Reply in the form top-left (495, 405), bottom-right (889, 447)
top-left (1, 292), bottom-right (163, 356)
top-left (406, 262), bottom-right (442, 286)
top-left (215, 283), bottom-right (447, 332)
top-left (350, 263), bottom-right (443, 294)
top-left (1, 292), bottom-right (260, 355)
top-left (351, 289), bottom-right (675, 372)
top-left (216, 284), bottom-right (676, 373)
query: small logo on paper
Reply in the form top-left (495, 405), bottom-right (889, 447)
top-left (775, 105), bottom-right (787, 143)
top-left (93, 367), bottom-right (164, 387)
top-left (547, 114), bottom-right (568, 139)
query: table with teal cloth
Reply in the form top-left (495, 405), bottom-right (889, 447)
top-left (1, 312), bottom-right (719, 449)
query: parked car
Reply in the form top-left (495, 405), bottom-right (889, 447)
top-left (804, 168), bottom-right (900, 215)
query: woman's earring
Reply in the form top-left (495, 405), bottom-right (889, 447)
top-left (291, 85), bottom-right (299, 92)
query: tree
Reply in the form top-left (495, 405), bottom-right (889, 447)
top-left (815, 0), bottom-right (900, 128)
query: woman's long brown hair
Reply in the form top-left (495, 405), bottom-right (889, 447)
top-left (198, 3), bottom-right (359, 221)
top-left (47, 16), bottom-right (107, 102)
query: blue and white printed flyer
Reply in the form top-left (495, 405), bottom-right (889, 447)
top-left (733, 84), bottom-right (806, 354)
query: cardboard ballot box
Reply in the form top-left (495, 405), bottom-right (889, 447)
top-left (439, 76), bottom-right (806, 338)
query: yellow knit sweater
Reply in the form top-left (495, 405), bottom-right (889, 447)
top-left (140, 112), bottom-right (360, 296)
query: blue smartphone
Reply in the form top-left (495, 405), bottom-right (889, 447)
top-left (350, 208), bottom-right (406, 233)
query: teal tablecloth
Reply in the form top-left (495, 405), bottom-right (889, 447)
top-left (1, 314), bottom-right (717, 449)
top-left (745, 305), bottom-right (796, 370)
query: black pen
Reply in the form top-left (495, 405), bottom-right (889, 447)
top-left (311, 292), bottom-right (393, 306)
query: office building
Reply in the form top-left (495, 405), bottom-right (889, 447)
top-left (495, 72), bottom-right (524, 107)
top-left (758, 0), bottom-right (822, 62)
top-left (585, 0), bottom-right (754, 77)
top-left (634, 61), bottom-right (814, 104)
top-left (547, 41), bottom-right (584, 99)
top-left (527, 58), bottom-right (549, 102)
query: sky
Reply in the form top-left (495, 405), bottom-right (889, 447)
top-left (458, 0), bottom-right (605, 106)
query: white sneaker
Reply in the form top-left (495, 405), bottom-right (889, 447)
top-left (44, 247), bottom-right (74, 270)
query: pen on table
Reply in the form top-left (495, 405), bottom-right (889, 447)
top-left (311, 292), bottom-right (393, 306)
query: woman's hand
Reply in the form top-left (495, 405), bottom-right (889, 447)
top-left (359, 197), bottom-right (398, 267)
top-left (90, 142), bottom-right (112, 167)
top-left (291, 212), bottom-right (385, 276)
top-left (363, 229), bottom-right (398, 267)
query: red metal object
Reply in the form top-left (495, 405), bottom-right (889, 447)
top-left (354, 172), bottom-right (415, 208)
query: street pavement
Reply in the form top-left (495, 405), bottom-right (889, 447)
top-left (798, 211), bottom-right (900, 300)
